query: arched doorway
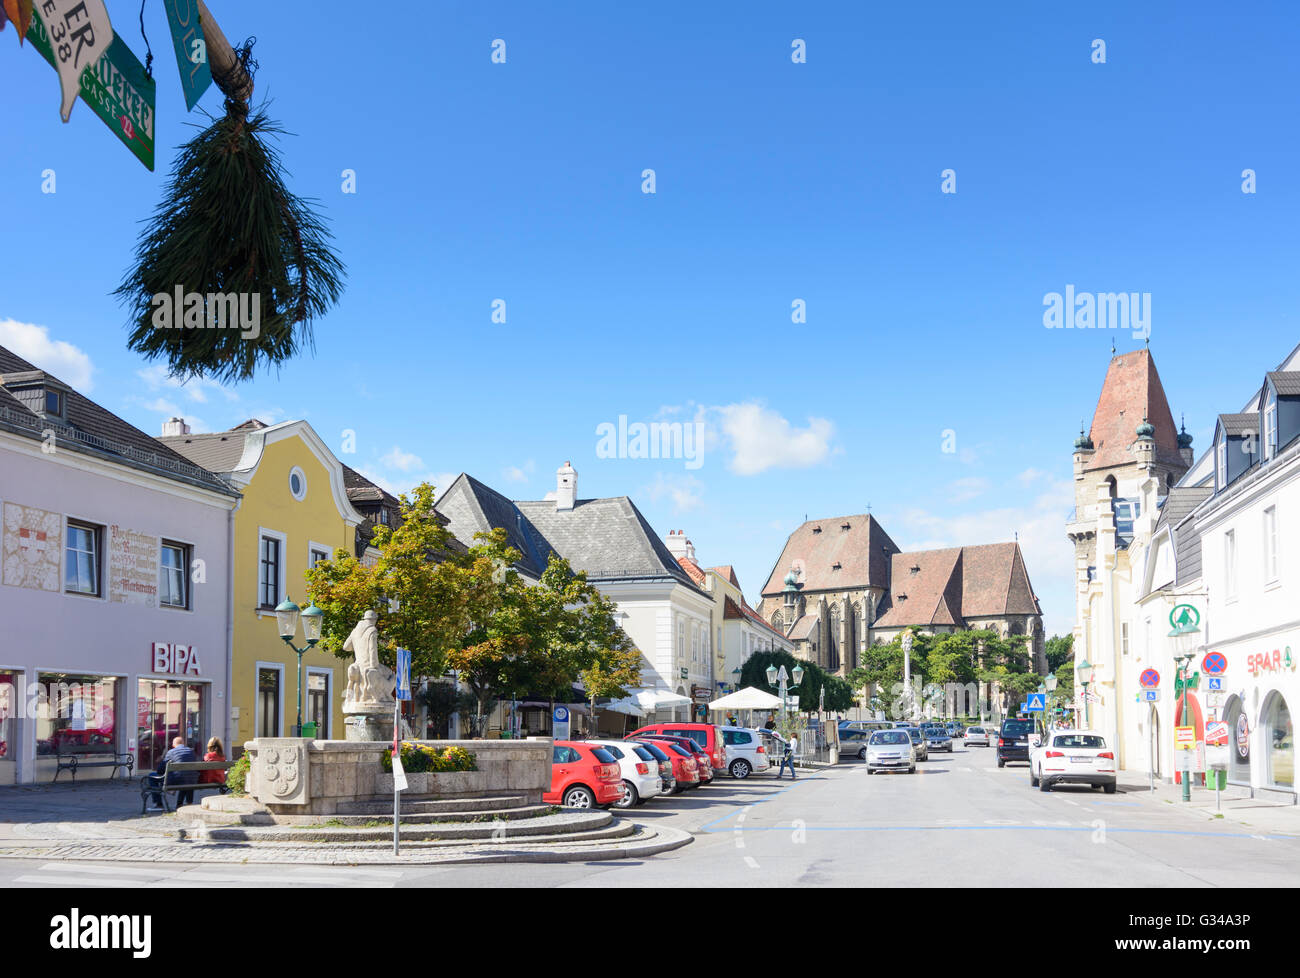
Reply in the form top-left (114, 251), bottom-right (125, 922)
top-left (1224, 694), bottom-right (1252, 786)
top-left (1262, 691), bottom-right (1294, 790)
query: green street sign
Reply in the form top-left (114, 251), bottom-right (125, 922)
top-left (1169, 603), bottom-right (1201, 631)
top-left (29, 8), bottom-right (157, 170)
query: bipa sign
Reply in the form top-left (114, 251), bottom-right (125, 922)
top-left (152, 642), bottom-right (202, 676)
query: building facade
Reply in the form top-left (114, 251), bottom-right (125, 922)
top-left (162, 419), bottom-right (362, 752)
top-left (758, 515), bottom-right (1045, 676)
top-left (0, 350), bottom-right (240, 784)
top-left (1118, 343), bottom-right (1300, 801)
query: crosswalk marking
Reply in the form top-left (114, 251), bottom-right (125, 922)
top-left (12, 875), bottom-right (150, 887)
top-left (38, 863), bottom-right (167, 878)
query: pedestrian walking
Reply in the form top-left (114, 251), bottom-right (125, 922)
top-left (777, 732), bottom-right (798, 780)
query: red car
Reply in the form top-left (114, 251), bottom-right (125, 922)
top-left (635, 733), bottom-right (714, 784)
top-left (629, 722), bottom-right (726, 774)
top-left (544, 741), bottom-right (624, 809)
top-left (631, 738), bottom-right (699, 793)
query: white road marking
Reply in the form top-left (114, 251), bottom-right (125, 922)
top-left (744, 856), bottom-right (759, 869)
top-left (12, 875), bottom-right (149, 887)
top-left (37, 862), bottom-right (167, 878)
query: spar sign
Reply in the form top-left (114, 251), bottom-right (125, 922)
top-left (1247, 646), bottom-right (1295, 676)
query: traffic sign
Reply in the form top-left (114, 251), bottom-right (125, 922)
top-left (1202, 652), bottom-right (1227, 676)
top-left (395, 648), bottom-right (411, 701)
top-left (1143, 689), bottom-right (1160, 702)
top-left (28, 6), bottom-right (157, 170)
top-left (1205, 721), bottom-right (1230, 748)
top-left (1024, 693), bottom-right (1046, 712)
top-left (1208, 676), bottom-right (1223, 691)
top-left (1174, 725), bottom-right (1197, 750)
top-left (1139, 668), bottom-right (1160, 689)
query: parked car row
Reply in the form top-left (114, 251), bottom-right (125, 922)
top-left (543, 722), bottom-right (777, 811)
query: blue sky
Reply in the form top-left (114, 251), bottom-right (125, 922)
top-left (3, 1), bottom-right (1298, 637)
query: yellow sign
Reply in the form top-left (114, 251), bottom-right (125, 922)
top-left (1174, 725), bottom-right (1197, 750)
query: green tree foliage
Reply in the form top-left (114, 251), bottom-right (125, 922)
top-left (1044, 633), bottom-right (1075, 672)
top-left (738, 649), bottom-right (854, 712)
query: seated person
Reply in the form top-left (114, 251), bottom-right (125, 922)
top-left (146, 737), bottom-right (198, 811)
top-left (201, 737), bottom-right (228, 793)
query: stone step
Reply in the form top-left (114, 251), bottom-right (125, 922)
top-left (334, 794), bottom-right (530, 815)
top-left (192, 818), bottom-right (640, 849)
top-left (198, 809), bottom-right (615, 844)
top-left (186, 803), bottom-right (555, 828)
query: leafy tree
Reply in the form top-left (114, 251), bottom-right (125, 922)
top-left (415, 681), bottom-right (478, 738)
top-left (738, 649), bottom-right (854, 713)
top-left (305, 482), bottom-right (497, 679)
top-left (1044, 633), bottom-right (1075, 673)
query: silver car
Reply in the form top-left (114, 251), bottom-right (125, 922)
top-left (964, 726), bottom-right (990, 747)
top-left (866, 729), bottom-right (916, 774)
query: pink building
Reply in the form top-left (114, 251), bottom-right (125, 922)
top-left (0, 346), bottom-right (239, 784)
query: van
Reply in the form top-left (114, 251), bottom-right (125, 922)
top-left (628, 722), bottom-right (726, 773)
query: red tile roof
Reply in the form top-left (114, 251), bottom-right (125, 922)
top-left (1084, 349), bottom-right (1182, 471)
top-left (873, 542), bottom-right (1040, 628)
top-left (761, 514), bottom-right (899, 595)
top-left (677, 556), bottom-right (708, 586)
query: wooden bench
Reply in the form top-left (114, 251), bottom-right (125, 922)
top-left (139, 760), bottom-right (234, 813)
top-left (53, 745), bottom-right (134, 783)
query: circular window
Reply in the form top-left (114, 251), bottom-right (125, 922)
top-left (289, 466), bottom-right (307, 501)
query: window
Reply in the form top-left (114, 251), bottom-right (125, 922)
top-left (1225, 530), bottom-right (1237, 599)
top-left (376, 508), bottom-right (388, 526)
top-left (259, 535), bottom-right (281, 608)
top-left (257, 667), bottom-right (281, 738)
top-left (309, 547), bottom-right (330, 569)
top-left (64, 521), bottom-right (101, 596)
top-left (1217, 435), bottom-right (1228, 489)
top-left (288, 466), bottom-right (307, 501)
top-left (1121, 622), bottom-right (1130, 657)
top-left (1264, 693), bottom-right (1293, 789)
top-left (160, 542), bottom-right (189, 609)
top-left (45, 390), bottom-right (62, 415)
top-left (1264, 506), bottom-right (1278, 583)
top-left (1265, 392), bottom-right (1279, 460)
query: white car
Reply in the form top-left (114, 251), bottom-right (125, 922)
top-left (719, 726), bottom-right (772, 778)
top-left (964, 726), bottom-right (990, 747)
top-left (587, 739), bottom-right (663, 808)
top-left (1029, 729), bottom-right (1116, 793)
top-left (866, 729), bottom-right (916, 774)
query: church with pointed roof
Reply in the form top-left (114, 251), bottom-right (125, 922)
top-left (756, 514), bottom-right (1045, 677)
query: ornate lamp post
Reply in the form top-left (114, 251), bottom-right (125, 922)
top-left (1076, 658), bottom-right (1094, 729)
top-left (1045, 673), bottom-right (1058, 729)
top-left (1168, 602), bottom-right (1204, 803)
top-left (275, 596), bottom-right (323, 737)
top-left (765, 663), bottom-right (804, 731)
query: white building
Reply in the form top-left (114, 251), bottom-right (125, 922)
top-left (436, 463), bottom-right (713, 727)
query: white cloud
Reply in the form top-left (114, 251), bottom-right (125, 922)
top-left (0, 319), bottom-right (94, 391)
top-left (380, 446), bottom-right (424, 473)
top-left (949, 477), bottom-right (989, 503)
top-left (503, 459), bottom-right (535, 483)
top-left (644, 472), bottom-right (704, 513)
top-left (136, 365), bottom-right (240, 405)
top-left (711, 402), bottom-right (836, 476)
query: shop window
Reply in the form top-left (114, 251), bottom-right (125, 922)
top-left (160, 541), bottom-right (190, 609)
top-left (1226, 696), bottom-right (1251, 785)
top-left (34, 674), bottom-right (119, 779)
top-left (1265, 693), bottom-right (1293, 789)
top-left (0, 672), bottom-right (17, 781)
top-left (64, 520), bottom-right (102, 596)
top-left (136, 679), bottom-right (205, 774)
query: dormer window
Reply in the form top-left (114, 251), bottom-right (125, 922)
top-left (1264, 387), bottom-right (1278, 460)
top-left (910, 565), bottom-right (920, 575)
top-left (832, 562), bottom-right (842, 570)
top-left (45, 390), bottom-right (62, 416)
top-left (1216, 432), bottom-right (1227, 490)
top-left (811, 526), bottom-right (822, 534)
top-left (840, 522), bottom-right (851, 531)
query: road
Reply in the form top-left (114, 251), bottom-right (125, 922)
top-left (4, 743), bottom-right (1297, 887)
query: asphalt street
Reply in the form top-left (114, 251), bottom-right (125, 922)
top-left (3, 743), bottom-right (1297, 887)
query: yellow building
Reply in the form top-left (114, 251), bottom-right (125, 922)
top-left (161, 418), bottom-right (363, 750)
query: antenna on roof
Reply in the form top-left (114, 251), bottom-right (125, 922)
top-left (1111, 337), bottom-right (1116, 355)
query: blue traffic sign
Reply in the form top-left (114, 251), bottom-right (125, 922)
top-left (1025, 693), bottom-right (1047, 712)
top-left (1208, 676), bottom-right (1223, 691)
top-left (396, 648), bottom-right (412, 700)
top-left (1144, 689), bottom-right (1160, 702)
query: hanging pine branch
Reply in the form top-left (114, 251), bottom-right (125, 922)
top-left (115, 27), bottom-right (344, 384)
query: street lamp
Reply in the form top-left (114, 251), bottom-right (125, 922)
top-left (1076, 659), bottom-right (1094, 729)
top-left (901, 630), bottom-right (915, 723)
top-left (765, 663), bottom-right (804, 731)
top-left (1044, 673), bottom-right (1058, 728)
top-left (276, 596), bottom-right (323, 737)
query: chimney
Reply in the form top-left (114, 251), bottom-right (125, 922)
top-left (555, 460), bottom-right (577, 511)
top-left (162, 417), bottom-right (191, 437)
top-left (664, 530), bottom-right (692, 560)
